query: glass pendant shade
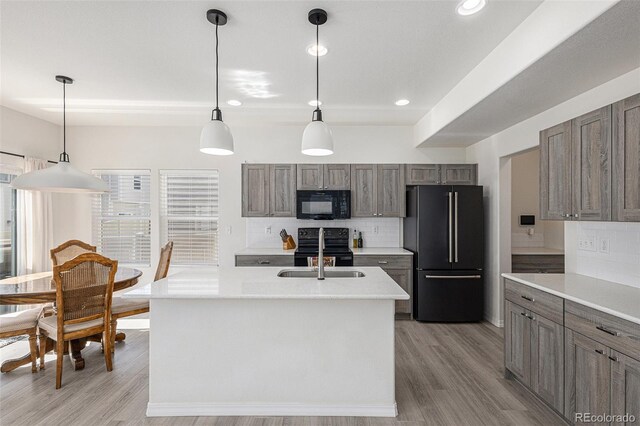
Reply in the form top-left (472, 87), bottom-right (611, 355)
top-left (301, 119), bottom-right (334, 156)
top-left (200, 118), bottom-right (234, 156)
top-left (11, 161), bottom-right (109, 193)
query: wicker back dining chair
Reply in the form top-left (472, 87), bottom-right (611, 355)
top-left (110, 241), bottom-right (173, 350)
top-left (0, 307), bottom-right (44, 373)
top-left (38, 253), bottom-right (117, 389)
top-left (50, 240), bottom-right (96, 266)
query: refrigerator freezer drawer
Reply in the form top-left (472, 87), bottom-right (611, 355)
top-left (414, 272), bottom-right (483, 322)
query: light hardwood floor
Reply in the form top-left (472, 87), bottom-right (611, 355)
top-left (0, 319), bottom-right (565, 426)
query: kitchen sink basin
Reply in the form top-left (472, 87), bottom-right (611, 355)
top-left (277, 269), bottom-right (366, 278)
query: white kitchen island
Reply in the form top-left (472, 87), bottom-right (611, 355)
top-left (122, 266), bottom-right (409, 418)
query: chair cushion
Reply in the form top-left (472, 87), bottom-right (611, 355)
top-left (0, 308), bottom-right (42, 334)
top-left (38, 315), bottom-right (104, 340)
top-left (111, 297), bottom-right (149, 315)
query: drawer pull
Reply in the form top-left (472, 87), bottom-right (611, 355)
top-left (521, 295), bottom-right (535, 302)
top-left (258, 260), bottom-right (271, 265)
top-left (609, 356), bottom-right (619, 362)
top-left (596, 325), bottom-right (620, 337)
top-left (378, 261), bottom-right (388, 264)
top-left (595, 349), bottom-right (605, 355)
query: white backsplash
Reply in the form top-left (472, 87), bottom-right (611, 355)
top-left (565, 222), bottom-right (640, 288)
top-left (246, 218), bottom-right (401, 248)
top-left (511, 231), bottom-right (545, 248)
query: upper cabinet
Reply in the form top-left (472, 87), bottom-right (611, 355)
top-left (297, 164), bottom-right (351, 190)
top-left (540, 121), bottom-right (572, 221)
top-left (613, 94), bottom-right (640, 222)
top-left (242, 164), bottom-right (296, 217)
top-left (405, 164), bottom-right (477, 185)
top-left (351, 164), bottom-right (405, 217)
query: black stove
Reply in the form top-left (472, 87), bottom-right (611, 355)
top-left (294, 227), bottom-right (353, 267)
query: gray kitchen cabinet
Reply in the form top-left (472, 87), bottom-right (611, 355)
top-left (613, 93), bottom-right (640, 222)
top-left (235, 255), bottom-right (294, 267)
top-left (351, 164), bottom-right (377, 217)
top-left (296, 164), bottom-right (351, 190)
top-left (351, 164), bottom-right (405, 217)
top-left (242, 164), bottom-right (296, 217)
top-left (504, 300), bottom-right (531, 385)
top-left (530, 314), bottom-right (564, 414)
top-left (242, 164), bottom-right (270, 217)
top-left (270, 164), bottom-right (296, 217)
top-left (377, 164), bottom-right (405, 217)
top-left (511, 254), bottom-right (565, 273)
top-left (405, 164), bottom-right (440, 184)
top-left (611, 351), bottom-right (640, 425)
top-left (353, 254), bottom-right (413, 316)
top-left (323, 164), bottom-right (351, 189)
top-left (565, 329), bottom-right (611, 424)
top-left (296, 164), bottom-right (323, 190)
top-left (571, 106), bottom-right (612, 221)
top-left (540, 121), bottom-right (572, 220)
top-left (440, 164), bottom-right (477, 185)
top-left (405, 164), bottom-right (477, 185)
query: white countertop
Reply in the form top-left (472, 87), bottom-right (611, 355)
top-left (502, 273), bottom-right (640, 325)
top-left (235, 247), bottom-right (413, 256)
top-left (123, 266), bottom-right (410, 301)
top-left (511, 247), bottom-right (564, 255)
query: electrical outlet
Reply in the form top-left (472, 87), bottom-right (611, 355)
top-left (226, 226), bottom-right (232, 235)
top-left (265, 226), bottom-right (271, 235)
top-left (598, 237), bottom-right (610, 254)
top-left (373, 226), bottom-right (379, 234)
top-left (579, 235), bottom-right (596, 251)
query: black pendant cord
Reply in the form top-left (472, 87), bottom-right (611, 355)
top-left (215, 20), bottom-right (219, 111)
top-left (60, 81), bottom-right (69, 162)
top-left (315, 22), bottom-right (319, 112)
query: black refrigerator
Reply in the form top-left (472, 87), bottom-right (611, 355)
top-left (403, 185), bottom-right (484, 322)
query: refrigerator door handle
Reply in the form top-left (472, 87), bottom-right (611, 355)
top-left (454, 191), bottom-right (459, 263)
top-left (424, 275), bottom-right (482, 279)
top-left (448, 192), bottom-right (453, 263)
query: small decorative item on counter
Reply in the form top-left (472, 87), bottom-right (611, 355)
top-left (358, 231), bottom-right (363, 248)
top-left (307, 256), bottom-right (336, 267)
top-left (280, 229), bottom-right (296, 250)
top-left (353, 229), bottom-right (358, 249)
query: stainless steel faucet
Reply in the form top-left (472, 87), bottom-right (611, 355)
top-left (318, 227), bottom-right (325, 280)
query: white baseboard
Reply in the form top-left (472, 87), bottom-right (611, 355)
top-left (146, 402), bottom-right (398, 417)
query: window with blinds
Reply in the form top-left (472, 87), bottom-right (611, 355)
top-left (92, 170), bottom-right (151, 266)
top-left (160, 170), bottom-right (219, 266)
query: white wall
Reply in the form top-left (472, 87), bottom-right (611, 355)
top-left (0, 106), bottom-right (61, 167)
top-left (56, 124), bottom-right (465, 277)
top-left (466, 67), bottom-right (640, 327)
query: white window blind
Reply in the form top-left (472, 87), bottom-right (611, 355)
top-left (160, 170), bottom-right (219, 266)
top-left (92, 170), bottom-right (151, 265)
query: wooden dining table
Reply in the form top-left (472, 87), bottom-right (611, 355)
top-left (0, 267), bottom-right (142, 372)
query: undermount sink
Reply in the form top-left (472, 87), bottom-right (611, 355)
top-left (277, 269), bottom-right (366, 278)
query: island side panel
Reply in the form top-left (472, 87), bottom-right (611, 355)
top-left (147, 298), bottom-right (397, 417)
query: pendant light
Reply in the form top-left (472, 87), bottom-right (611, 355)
top-left (301, 8), bottom-right (334, 156)
top-left (200, 9), bottom-right (234, 156)
top-left (11, 76), bottom-right (108, 193)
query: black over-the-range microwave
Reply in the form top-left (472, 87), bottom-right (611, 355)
top-left (296, 190), bottom-right (351, 220)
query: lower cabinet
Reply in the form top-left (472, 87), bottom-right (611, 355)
top-left (611, 351), bottom-right (640, 425)
top-left (235, 255), bottom-right (294, 267)
top-left (353, 254), bottom-right (413, 316)
top-left (504, 300), bottom-right (564, 414)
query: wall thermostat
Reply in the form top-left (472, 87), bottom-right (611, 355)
top-left (519, 215), bottom-right (535, 226)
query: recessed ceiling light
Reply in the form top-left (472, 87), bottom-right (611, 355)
top-left (307, 44), bottom-right (328, 56)
top-left (395, 99), bottom-right (410, 106)
top-left (456, 0), bottom-right (486, 16)
top-left (227, 100), bottom-right (242, 106)
top-left (308, 100), bottom-right (322, 107)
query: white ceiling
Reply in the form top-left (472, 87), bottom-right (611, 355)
top-left (0, 0), bottom-right (543, 127)
top-left (420, 0), bottom-right (640, 146)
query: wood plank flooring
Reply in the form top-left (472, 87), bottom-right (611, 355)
top-left (0, 319), bottom-right (565, 426)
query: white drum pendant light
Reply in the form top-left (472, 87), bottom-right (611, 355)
top-left (11, 76), bottom-right (108, 193)
top-left (301, 9), bottom-right (334, 156)
top-left (200, 9), bottom-right (234, 156)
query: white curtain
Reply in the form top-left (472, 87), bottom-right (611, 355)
top-left (17, 157), bottom-right (54, 275)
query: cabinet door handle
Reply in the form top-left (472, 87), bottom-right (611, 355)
top-left (609, 356), bottom-right (619, 362)
top-left (521, 295), bottom-right (535, 302)
top-left (258, 259), bottom-right (270, 265)
top-left (595, 349), bottom-right (605, 355)
top-left (378, 261), bottom-right (388, 264)
top-left (596, 325), bottom-right (620, 336)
